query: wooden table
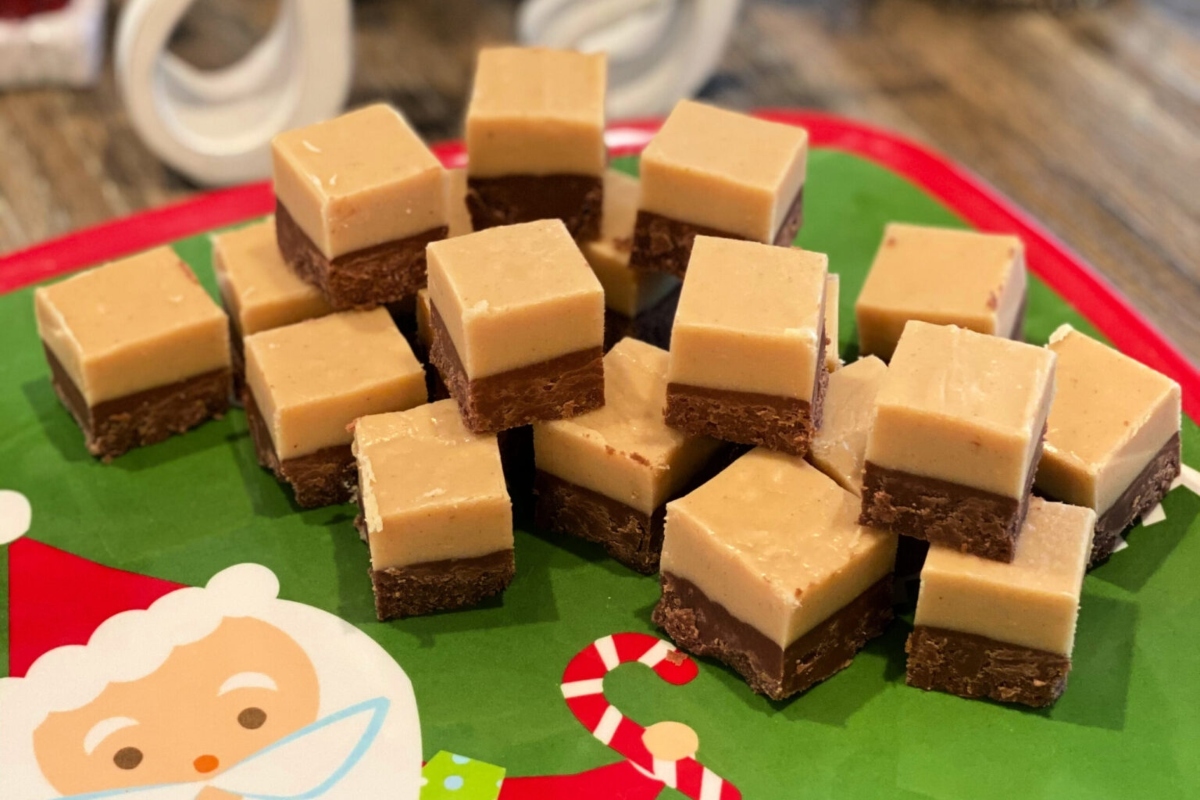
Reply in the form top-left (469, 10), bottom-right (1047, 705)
top-left (1, 0), bottom-right (1197, 362)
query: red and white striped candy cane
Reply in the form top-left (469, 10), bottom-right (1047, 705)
top-left (561, 632), bottom-right (742, 800)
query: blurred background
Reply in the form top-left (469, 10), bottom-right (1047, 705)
top-left (0, 0), bottom-right (1196, 360)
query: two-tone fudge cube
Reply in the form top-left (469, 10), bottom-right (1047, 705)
top-left (243, 308), bottom-right (427, 507)
top-left (353, 400), bottom-right (514, 620)
top-left (630, 101), bottom-right (808, 277)
top-left (855, 223), bottom-right (1027, 361)
top-left (654, 449), bottom-right (897, 700)
top-left (860, 321), bottom-right (1056, 562)
top-left (465, 47), bottom-right (606, 241)
top-left (212, 218), bottom-right (333, 394)
top-left (906, 497), bottom-right (1095, 707)
top-left (34, 247), bottom-right (231, 461)
top-left (665, 237), bottom-right (828, 455)
top-left (1036, 326), bottom-right (1182, 566)
top-left (533, 338), bottom-right (725, 574)
top-left (272, 104), bottom-right (448, 309)
top-left (809, 355), bottom-right (888, 496)
top-left (581, 170), bottom-right (681, 351)
top-left (427, 219), bottom-right (606, 434)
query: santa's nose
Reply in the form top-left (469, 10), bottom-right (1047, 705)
top-left (194, 754), bottom-right (219, 773)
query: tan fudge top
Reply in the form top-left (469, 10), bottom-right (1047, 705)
top-left (1037, 326), bottom-right (1181, 513)
top-left (916, 497), bottom-right (1094, 656)
top-left (639, 101), bottom-right (808, 242)
top-left (466, 47), bottom-right (607, 178)
top-left (212, 218), bottom-right (332, 338)
top-left (824, 273), bottom-right (841, 372)
top-left (354, 400), bottom-right (513, 570)
top-left (272, 104), bottom-right (447, 260)
top-left (445, 167), bottom-right (474, 238)
top-left (416, 288), bottom-right (434, 351)
top-left (866, 321), bottom-right (1056, 498)
top-left (427, 219), bottom-right (605, 379)
top-left (661, 449), bottom-right (897, 649)
top-left (244, 309), bottom-right (426, 459)
top-left (667, 237), bottom-right (827, 399)
top-left (856, 223), bottom-right (1027, 361)
top-left (810, 356), bottom-right (888, 496)
top-left (34, 246), bottom-right (230, 405)
top-left (534, 339), bottom-right (723, 516)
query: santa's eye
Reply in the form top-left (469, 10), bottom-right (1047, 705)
top-left (113, 747), bottom-right (143, 770)
top-left (238, 707), bottom-right (267, 730)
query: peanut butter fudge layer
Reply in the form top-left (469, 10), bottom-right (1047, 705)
top-left (654, 450), bottom-right (897, 700)
top-left (861, 321), bottom-right (1056, 562)
top-left (810, 356), bottom-right (888, 496)
top-left (427, 219), bottom-right (606, 434)
top-left (533, 339), bottom-right (725, 573)
top-left (906, 498), bottom-right (1094, 707)
top-left (665, 237), bottom-right (828, 455)
top-left (354, 400), bottom-right (514, 620)
top-left (824, 273), bottom-right (841, 372)
top-left (856, 223), bottom-right (1027, 361)
top-left (272, 104), bottom-right (448, 309)
top-left (630, 101), bottom-right (808, 277)
top-left (1036, 326), bottom-right (1182, 566)
top-left (243, 309), bottom-right (427, 507)
top-left (581, 170), bottom-right (682, 351)
top-left (34, 246), bottom-right (231, 461)
top-left (465, 47), bottom-right (606, 241)
top-left (864, 321), bottom-right (1051, 563)
top-left (445, 167), bottom-right (474, 238)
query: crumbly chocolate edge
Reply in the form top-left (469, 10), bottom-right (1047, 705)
top-left (465, 173), bottom-right (603, 242)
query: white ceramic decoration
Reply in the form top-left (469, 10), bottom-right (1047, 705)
top-left (517, 0), bottom-right (743, 118)
top-left (114, 0), bottom-right (354, 187)
top-left (0, 0), bottom-right (105, 88)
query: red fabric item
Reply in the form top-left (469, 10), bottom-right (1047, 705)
top-left (0, 0), bottom-right (69, 20)
top-left (500, 760), bottom-right (665, 800)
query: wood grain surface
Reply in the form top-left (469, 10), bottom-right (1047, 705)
top-left (0, 0), bottom-right (1196, 362)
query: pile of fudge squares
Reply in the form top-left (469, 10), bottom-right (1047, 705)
top-left (33, 47), bottom-right (1183, 709)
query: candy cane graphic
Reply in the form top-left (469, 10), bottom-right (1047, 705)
top-left (561, 632), bottom-right (742, 800)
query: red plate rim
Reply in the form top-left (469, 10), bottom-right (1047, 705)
top-left (1, 109), bottom-right (1195, 419)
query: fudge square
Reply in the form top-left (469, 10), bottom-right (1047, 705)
top-left (654, 449), bottom-right (897, 701)
top-left (212, 217), bottom-right (333, 390)
top-left (533, 338), bottom-right (724, 574)
top-left (465, 47), bottom-right (606, 241)
top-left (427, 219), bottom-right (606, 434)
top-left (906, 497), bottom-right (1095, 708)
top-left (856, 223), bottom-right (1027, 361)
top-left (665, 236), bottom-right (828, 455)
top-left (582, 169), bottom-right (681, 351)
top-left (860, 321), bottom-right (1056, 562)
top-left (34, 246), bottom-right (231, 461)
top-left (810, 355), bottom-right (888, 496)
top-left (243, 308), bottom-right (427, 508)
top-left (630, 100), bottom-right (808, 278)
top-left (1036, 326), bottom-right (1182, 567)
top-left (272, 103), bottom-right (448, 310)
top-left (353, 400), bottom-right (515, 620)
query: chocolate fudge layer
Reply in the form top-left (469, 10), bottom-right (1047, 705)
top-left (369, 550), bottom-right (516, 620)
top-left (810, 355), bottom-right (888, 496)
top-left (655, 450), bottom-right (897, 700)
top-left (630, 100), bottom-right (808, 276)
top-left (272, 104), bottom-right (449, 309)
top-left (856, 224), bottom-right (1028, 361)
top-left (34, 246), bottom-right (232, 461)
top-left (906, 498), bottom-right (1094, 707)
top-left (414, 289), bottom-right (450, 401)
top-left (466, 48), bottom-right (606, 241)
top-left (861, 321), bottom-right (1056, 562)
top-left (1036, 326), bottom-right (1182, 566)
top-left (665, 238), bottom-right (829, 455)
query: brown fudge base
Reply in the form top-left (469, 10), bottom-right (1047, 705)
top-left (44, 345), bottom-right (230, 462)
top-left (860, 432), bottom-right (1045, 563)
top-left (370, 549), bottom-right (516, 620)
top-left (276, 200), bottom-right (447, 311)
top-left (429, 304), bottom-right (604, 434)
top-left (466, 174), bottom-right (602, 242)
top-left (628, 186), bottom-right (804, 278)
top-left (603, 285), bottom-right (682, 353)
top-left (653, 572), bottom-right (894, 701)
top-left (1069, 431), bottom-right (1181, 568)
top-left (242, 388), bottom-right (355, 508)
top-left (905, 625), bottom-right (1071, 708)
